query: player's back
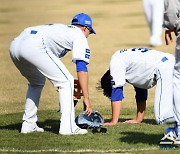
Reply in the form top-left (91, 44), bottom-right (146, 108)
top-left (110, 48), bottom-right (174, 89)
top-left (22, 24), bottom-right (86, 57)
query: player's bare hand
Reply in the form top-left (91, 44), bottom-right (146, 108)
top-left (84, 106), bottom-right (92, 116)
top-left (83, 99), bottom-right (92, 116)
top-left (123, 119), bottom-right (140, 124)
top-left (165, 29), bottom-right (176, 45)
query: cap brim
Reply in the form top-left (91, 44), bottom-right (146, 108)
top-left (89, 27), bottom-right (96, 34)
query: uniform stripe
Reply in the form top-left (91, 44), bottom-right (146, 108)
top-left (157, 70), bottom-right (162, 123)
top-left (42, 39), bottom-right (74, 133)
top-left (157, 70), bottom-right (174, 124)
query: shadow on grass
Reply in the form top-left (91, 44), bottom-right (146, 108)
top-left (119, 131), bottom-right (162, 145)
top-left (104, 118), bottom-right (157, 125)
top-left (0, 119), bottom-right (60, 134)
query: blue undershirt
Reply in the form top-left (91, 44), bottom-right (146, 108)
top-left (76, 60), bottom-right (88, 72)
top-left (111, 86), bottom-right (148, 103)
top-left (111, 87), bottom-right (124, 102)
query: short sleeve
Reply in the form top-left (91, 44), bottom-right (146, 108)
top-left (72, 35), bottom-right (90, 64)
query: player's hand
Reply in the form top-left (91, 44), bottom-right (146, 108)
top-left (165, 29), bottom-right (176, 45)
top-left (123, 119), bottom-right (140, 124)
top-left (84, 106), bottom-right (92, 116)
top-left (83, 99), bottom-right (92, 116)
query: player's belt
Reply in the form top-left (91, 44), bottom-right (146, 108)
top-left (30, 30), bottom-right (38, 34)
top-left (161, 57), bottom-right (168, 62)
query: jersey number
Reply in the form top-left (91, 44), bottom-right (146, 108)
top-left (131, 48), bottom-right (149, 52)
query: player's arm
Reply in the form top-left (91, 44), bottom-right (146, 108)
top-left (124, 87), bottom-right (147, 124)
top-left (76, 60), bottom-right (92, 116)
top-left (163, 0), bottom-right (179, 45)
top-left (104, 87), bottom-right (124, 126)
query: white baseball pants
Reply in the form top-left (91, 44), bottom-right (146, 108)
top-left (143, 0), bottom-right (164, 45)
top-left (173, 31), bottom-right (180, 135)
top-left (9, 31), bottom-right (79, 133)
top-left (154, 54), bottom-right (175, 124)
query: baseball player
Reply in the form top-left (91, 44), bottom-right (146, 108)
top-left (9, 13), bottom-right (96, 135)
top-left (161, 0), bottom-right (180, 144)
top-left (100, 48), bottom-right (176, 127)
top-left (142, 0), bottom-right (164, 47)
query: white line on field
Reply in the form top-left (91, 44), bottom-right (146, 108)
top-left (0, 147), bottom-right (159, 153)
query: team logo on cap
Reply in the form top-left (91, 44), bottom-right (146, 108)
top-left (85, 20), bottom-right (91, 25)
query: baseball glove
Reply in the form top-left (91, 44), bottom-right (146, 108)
top-left (75, 110), bottom-right (104, 129)
top-left (75, 110), bottom-right (107, 133)
top-left (74, 79), bottom-right (83, 99)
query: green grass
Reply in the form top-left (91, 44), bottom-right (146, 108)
top-left (0, 0), bottom-right (179, 153)
top-left (0, 109), bottom-right (179, 153)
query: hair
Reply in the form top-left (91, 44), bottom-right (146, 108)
top-left (97, 69), bottom-right (112, 99)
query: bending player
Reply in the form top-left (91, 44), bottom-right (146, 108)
top-left (100, 48), bottom-right (176, 126)
top-left (9, 13), bottom-right (95, 135)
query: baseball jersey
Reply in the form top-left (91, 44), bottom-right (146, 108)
top-left (110, 48), bottom-right (174, 89)
top-left (163, 0), bottom-right (180, 32)
top-left (21, 24), bottom-right (90, 64)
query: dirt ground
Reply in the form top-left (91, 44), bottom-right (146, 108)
top-left (0, 0), bottom-right (176, 115)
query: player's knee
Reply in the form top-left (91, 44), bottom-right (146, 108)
top-left (155, 116), bottom-right (176, 125)
top-left (155, 117), bottom-right (162, 125)
top-left (53, 74), bottom-right (74, 88)
top-left (57, 76), bottom-right (74, 89)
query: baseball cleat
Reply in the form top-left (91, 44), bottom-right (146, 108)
top-left (160, 123), bottom-right (180, 145)
top-left (160, 126), bottom-right (180, 149)
top-left (59, 127), bottom-right (88, 135)
top-left (160, 128), bottom-right (177, 142)
top-left (21, 125), bottom-right (44, 134)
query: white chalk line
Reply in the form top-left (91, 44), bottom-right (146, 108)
top-left (0, 147), bottom-right (160, 153)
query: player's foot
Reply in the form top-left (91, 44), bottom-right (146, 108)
top-left (160, 123), bottom-right (180, 144)
top-left (150, 38), bottom-right (162, 47)
top-left (59, 127), bottom-right (88, 135)
top-left (21, 122), bottom-right (44, 134)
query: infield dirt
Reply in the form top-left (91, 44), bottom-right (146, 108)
top-left (0, 0), bottom-right (176, 115)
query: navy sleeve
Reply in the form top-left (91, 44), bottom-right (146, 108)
top-left (134, 86), bottom-right (148, 102)
top-left (111, 87), bottom-right (124, 102)
top-left (76, 60), bottom-right (88, 72)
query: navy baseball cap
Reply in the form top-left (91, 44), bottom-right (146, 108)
top-left (71, 13), bottom-right (96, 34)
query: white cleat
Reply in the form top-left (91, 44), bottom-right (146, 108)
top-left (21, 124), bottom-right (44, 134)
top-left (59, 128), bottom-right (88, 135)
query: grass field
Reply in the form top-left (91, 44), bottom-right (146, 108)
top-left (0, 0), bottom-right (179, 153)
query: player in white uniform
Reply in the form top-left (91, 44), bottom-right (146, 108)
top-left (161, 0), bottom-right (180, 144)
top-left (142, 0), bottom-right (164, 47)
top-left (100, 48), bottom-right (176, 126)
top-left (9, 13), bottom-right (96, 135)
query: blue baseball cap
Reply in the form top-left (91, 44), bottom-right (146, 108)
top-left (71, 13), bottom-right (96, 34)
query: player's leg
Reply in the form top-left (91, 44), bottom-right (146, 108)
top-left (154, 57), bottom-right (175, 124)
top-left (21, 38), bottom-right (86, 134)
top-left (173, 32), bottom-right (180, 138)
top-left (10, 38), bottom-right (45, 133)
top-left (21, 84), bottom-right (45, 133)
top-left (36, 50), bottom-right (87, 135)
top-left (150, 0), bottom-right (164, 46)
top-left (142, 0), bottom-right (152, 33)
